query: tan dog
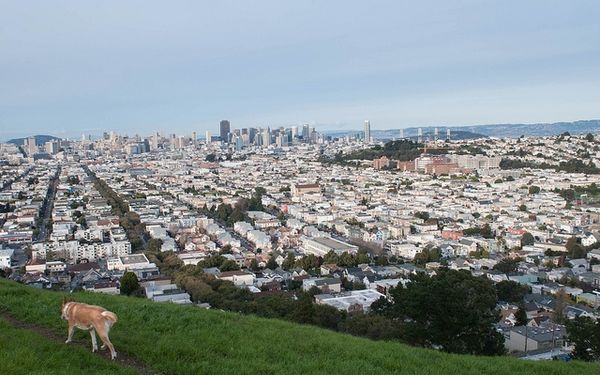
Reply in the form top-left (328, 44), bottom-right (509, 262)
top-left (61, 297), bottom-right (118, 359)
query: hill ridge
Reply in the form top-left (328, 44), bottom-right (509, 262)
top-left (0, 278), bottom-right (597, 374)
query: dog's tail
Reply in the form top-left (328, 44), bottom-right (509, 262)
top-left (101, 311), bottom-right (118, 326)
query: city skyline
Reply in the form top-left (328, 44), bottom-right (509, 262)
top-left (2, 1), bottom-right (600, 139)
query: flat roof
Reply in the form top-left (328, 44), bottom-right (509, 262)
top-left (309, 237), bottom-right (357, 250)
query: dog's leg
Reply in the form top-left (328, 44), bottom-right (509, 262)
top-left (65, 323), bottom-right (74, 344)
top-left (90, 329), bottom-right (98, 352)
top-left (98, 332), bottom-right (117, 360)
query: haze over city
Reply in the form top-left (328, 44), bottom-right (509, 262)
top-left (2, 0), bottom-right (600, 139)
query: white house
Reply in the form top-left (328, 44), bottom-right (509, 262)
top-left (217, 270), bottom-right (255, 286)
top-left (0, 248), bottom-right (14, 269)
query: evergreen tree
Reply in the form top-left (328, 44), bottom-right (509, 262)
top-left (120, 271), bottom-right (140, 296)
top-left (515, 305), bottom-right (528, 326)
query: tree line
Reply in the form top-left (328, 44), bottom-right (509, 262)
top-left (170, 260), bottom-right (507, 356)
top-left (84, 166), bottom-right (148, 251)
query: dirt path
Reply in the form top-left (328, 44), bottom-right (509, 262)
top-left (1, 313), bottom-right (164, 375)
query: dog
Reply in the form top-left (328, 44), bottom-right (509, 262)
top-left (61, 297), bottom-right (118, 359)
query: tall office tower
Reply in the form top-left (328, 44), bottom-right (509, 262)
top-left (248, 127), bottom-right (257, 144)
top-left (234, 135), bottom-right (244, 151)
top-left (276, 133), bottom-right (287, 147)
top-left (364, 120), bottom-right (371, 143)
top-left (302, 124), bottom-right (310, 140)
top-left (309, 127), bottom-right (317, 143)
top-left (241, 128), bottom-right (248, 136)
top-left (291, 126), bottom-right (298, 139)
top-left (434, 128), bottom-right (439, 142)
top-left (45, 140), bottom-right (59, 154)
top-left (220, 120), bottom-right (231, 143)
top-left (400, 128), bottom-right (405, 139)
top-left (26, 136), bottom-right (37, 156)
top-left (192, 131), bottom-right (197, 146)
top-left (103, 132), bottom-right (110, 140)
top-left (176, 136), bottom-right (186, 149)
top-left (418, 128), bottom-right (423, 143)
top-left (446, 129), bottom-right (451, 141)
top-left (261, 128), bottom-right (271, 146)
top-left (205, 131), bottom-right (211, 144)
top-left (152, 132), bottom-right (159, 150)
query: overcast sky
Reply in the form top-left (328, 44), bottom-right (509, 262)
top-left (1, 0), bottom-right (599, 139)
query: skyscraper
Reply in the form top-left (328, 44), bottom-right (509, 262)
top-left (205, 131), bottom-right (211, 144)
top-left (302, 124), bottom-right (310, 140)
top-left (261, 128), bottom-right (271, 146)
top-left (249, 127), bottom-right (257, 144)
top-left (26, 136), bottom-right (37, 156)
top-left (220, 120), bottom-right (231, 143)
top-left (364, 120), bottom-right (371, 144)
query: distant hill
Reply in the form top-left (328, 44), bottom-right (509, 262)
top-left (456, 120), bottom-right (600, 138)
top-left (325, 119), bottom-right (600, 140)
top-left (1, 278), bottom-right (597, 374)
top-left (7, 134), bottom-right (60, 146)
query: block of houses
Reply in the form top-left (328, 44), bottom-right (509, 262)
top-left (302, 277), bottom-right (342, 293)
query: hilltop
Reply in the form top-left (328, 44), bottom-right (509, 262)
top-left (324, 119), bottom-right (600, 140)
top-left (0, 279), bottom-right (597, 375)
top-left (7, 134), bottom-right (60, 146)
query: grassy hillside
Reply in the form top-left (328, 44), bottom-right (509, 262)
top-left (0, 279), bottom-right (598, 375)
top-left (0, 319), bottom-right (136, 375)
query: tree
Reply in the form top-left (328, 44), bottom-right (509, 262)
top-left (554, 288), bottom-right (569, 324)
top-left (521, 232), bottom-right (534, 247)
top-left (266, 255), bottom-right (278, 270)
top-left (415, 211), bottom-right (430, 221)
top-left (413, 247), bottom-right (441, 266)
top-left (515, 305), bottom-right (528, 326)
top-left (323, 250), bottom-right (339, 265)
top-left (528, 185), bottom-right (540, 195)
top-left (586, 133), bottom-right (595, 142)
top-left (343, 312), bottom-right (400, 341)
top-left (566, 236), bottom-right (585, 259)
top-left (120, 272), bottom-right (140, 296)
top-left (518, 204), bottom-right (527, 212)
top-left (355, 249), bottom-right (369, 265)
top-left (493, 258), bottom-right (519, 274)
top-left (219, 244), bottom-right (233, 254)
top-left (381, 269), bottom-right (505, 355)
top-left (296, 254), bottom-right (320, 271)
top-left (567, 317), bottom-right (600, 361)
top-left (494, 280), bottom-right (529, 303)
top-left (145, 238), bottom-right (163, 254)
top-left (205, 153), bottom-right (217, 162)
top-left (219, 259), bottom-right (240, 272)
top-left (249, 258), bottom-right (260, 271)
top-left (480, 224), bottom-right (493, 239)
top-left (282, 252), bottom-right (296, 270)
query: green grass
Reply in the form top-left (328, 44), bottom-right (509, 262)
top-left (0, 319), bottom-right (136, 375)
top-left (0, 278), bottom-right (598, 374)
